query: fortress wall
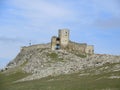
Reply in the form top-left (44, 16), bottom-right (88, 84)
top-left (21, 43), bottom-right (51, 51)
top-left (68, 41), bottom-right (87, 53)
top-left (85, 45), bottom-right (94, 54)
top-left (51, 36), bottom-right (57, 50)
top-left (50, 29), bottom-right (94, 55)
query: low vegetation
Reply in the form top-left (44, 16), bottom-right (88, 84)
top-left (20, 60), bottom-right (28, 67)
top-left (0, 71), bottom-right (30, 90)
top-left (47, 53), bottom-right (58, 59)
top-left (2, 47), bottom-right (120, 90)
top-left (47, 52), bottom-right (65, 62)
top-left (0, 63), bottom-right (120, 90)
top-left (75, 53), bottom-right (87, 58)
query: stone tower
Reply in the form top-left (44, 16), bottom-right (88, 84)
top-left (51, 29), bottom-right (69, 50)
top-left (51, 36), bottom-right (60, 50)
top-left (85, 45), bottom-right (94, 54)
top-left (59, 29), bottom-right (69, 48)
top-left (51, 29), bottom-right (94, 54)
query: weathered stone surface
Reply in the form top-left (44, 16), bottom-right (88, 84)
top-left (5, 44), bottom-right (120, 82)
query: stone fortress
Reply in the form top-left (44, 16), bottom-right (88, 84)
top-left (51, 29), bottom-right (94, 54)
top-left (2, 28), bottom-right (120, 84)
top-left (21, 28), bottom-right (94, 55)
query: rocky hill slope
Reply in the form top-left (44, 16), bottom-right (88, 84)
top-left (2, 44), bottom-right (120, 82)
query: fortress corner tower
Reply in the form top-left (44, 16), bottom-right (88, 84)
top-left (51, 29), bottom-right (69, 50)
top-left (51, 29), bottom-right (94, 55)
top-left (59, 29), bottom-right (69, 48)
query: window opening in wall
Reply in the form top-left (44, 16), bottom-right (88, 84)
top-left (65, 32), bottom-right (67, 36)
top-left (56, 44), bottom-right (60, 50)
top-left (56, 38), bottom-right (60, 41)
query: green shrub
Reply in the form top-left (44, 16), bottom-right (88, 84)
top-left (48, 53), bottom-right (58, 59)
top-left (75, 54), bottom-right (87, 58)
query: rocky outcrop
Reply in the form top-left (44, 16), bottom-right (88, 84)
top-left (5, 44), bottom-right (120, 82)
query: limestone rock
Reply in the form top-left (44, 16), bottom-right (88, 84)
top-left (4, 44), bottom-right (120, 82)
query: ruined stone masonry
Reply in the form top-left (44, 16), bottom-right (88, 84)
top-left (51, 29), bottom-right (69, 50)
top-left (21, 29), bottom-right (94, 55)
top-left (4, 29), bottom-right (120, 82)
top-left (51, 29), bottom-right (94, 54)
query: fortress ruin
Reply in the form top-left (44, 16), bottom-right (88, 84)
top-left (21, 29), bottom-right (94, 55)
top-left (51, 29), bottom-right (94, 54)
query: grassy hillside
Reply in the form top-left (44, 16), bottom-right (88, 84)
top-left (0, 63), bottom-right (120, 90)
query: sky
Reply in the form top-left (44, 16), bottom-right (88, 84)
top-left (0, 0), bottom-right (120, 69)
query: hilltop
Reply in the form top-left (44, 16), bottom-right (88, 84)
top-left (1, 43), bottom-right (120, 81)
top-left (0, 43), bottom-right (120, 90)
top-left (0, 29), bottom-right (120, 90)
